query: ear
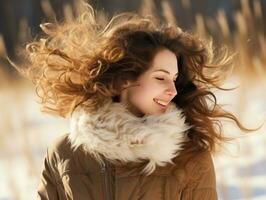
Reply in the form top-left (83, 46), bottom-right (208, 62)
top-left (122, 80), bottom-right (133, 90)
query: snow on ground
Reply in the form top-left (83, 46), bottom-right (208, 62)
top-left (0, 77), bottom-right (265, 200)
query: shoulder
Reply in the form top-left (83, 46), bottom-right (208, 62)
top-left (184, 150), bottom-right (216, 189)
top-left (185, 150), bottom-right (215, 175)
top-left (46, 133), bottom-right (91, 162)
top-left (188, 150), bottom-right (214, 168)
top-left (47, 133), bottom-right (72, 155)
top-left (175, 150), bottom-right (215, 173)
top-left (46, 133), bottom-right (100, 174)
top-left (44, 133), bottom-right (73, 167)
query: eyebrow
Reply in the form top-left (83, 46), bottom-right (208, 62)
top-left (153, 69), bottom-right (178, 76)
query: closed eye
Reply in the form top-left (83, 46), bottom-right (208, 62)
top-left (156, 77), bottom-right (176, 82)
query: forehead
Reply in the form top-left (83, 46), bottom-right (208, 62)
top-left (149, 49), bottom-right (178, 74)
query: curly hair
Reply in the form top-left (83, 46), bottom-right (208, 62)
top-left (19, 5), bottom-right (252, 154)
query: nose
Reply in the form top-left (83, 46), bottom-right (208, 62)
top-left (165, 83), bottom-right (177, 97)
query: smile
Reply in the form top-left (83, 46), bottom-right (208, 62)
top-left (153, 98), bottom-right (168, 107)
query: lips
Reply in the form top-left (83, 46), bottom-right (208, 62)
top-left (153, 98), bottom-right (169, 108)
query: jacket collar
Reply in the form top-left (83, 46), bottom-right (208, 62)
top-left (69, 99), bottom-right (189, 174)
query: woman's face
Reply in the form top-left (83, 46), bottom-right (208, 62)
top-left (120, 48), bottom-right (178, 117)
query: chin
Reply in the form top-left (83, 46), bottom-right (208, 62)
top-left (132, 105), bottom-right (165, 117)
top-left (145, 109), bottom-right (165, 116)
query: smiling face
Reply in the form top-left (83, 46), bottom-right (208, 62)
top-left (120, 48), bottom-right (178, 117)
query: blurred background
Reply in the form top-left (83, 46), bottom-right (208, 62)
top-left (0, 0), bottom-right (265, 199)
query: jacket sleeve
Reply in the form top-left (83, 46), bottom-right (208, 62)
top-left (181, 151), bottom-right (218, 200)
top-left (37, 147), bottom-right (60, 200)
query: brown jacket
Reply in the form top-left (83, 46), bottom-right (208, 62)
top-left (37, 100), bottom-right (218, 200)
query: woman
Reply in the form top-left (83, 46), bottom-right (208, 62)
top-left (20, 5), bottom-right (249, 200)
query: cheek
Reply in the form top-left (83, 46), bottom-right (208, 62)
top-left (136, 83), bottom-right (158, 96)
top-left (132, 81), bottom-right (160, 99)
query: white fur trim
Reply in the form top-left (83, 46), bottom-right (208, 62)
top-left (69, 99), bottom-right (190, 175)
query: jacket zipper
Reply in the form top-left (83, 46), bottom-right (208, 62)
top-left (100, 160), bottom-right (110, 200)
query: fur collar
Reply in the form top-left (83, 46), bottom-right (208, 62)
top-left (69, 99), bottom-right (190, 174)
